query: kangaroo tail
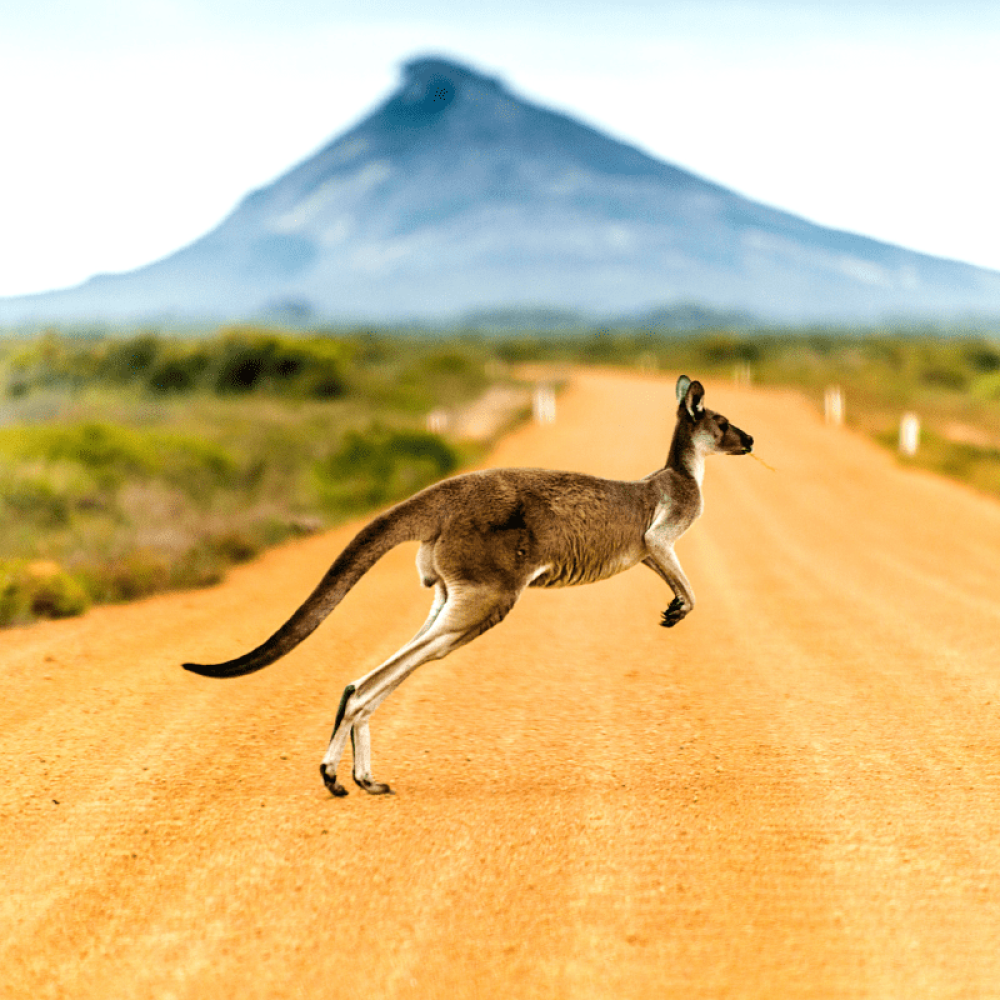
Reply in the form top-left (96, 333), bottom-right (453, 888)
top-left (183, 498), bottom-right (431, 679)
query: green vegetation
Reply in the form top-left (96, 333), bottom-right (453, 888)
top-left (3, 322), bottom-right (1000, 627)
top-left (315, 427), bottom-right (460, 512)
top-left (0, 328), bottom-right (497, 626)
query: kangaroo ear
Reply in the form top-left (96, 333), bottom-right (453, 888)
top-left (675, 375), bottom-right (692, 404)
top-left (681, 378), bottom-right (705, 419)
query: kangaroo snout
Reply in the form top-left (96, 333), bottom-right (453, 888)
top-left (739, 430), bottom-right (754, 454)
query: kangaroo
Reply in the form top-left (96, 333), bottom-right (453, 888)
top-left (184, 376), bottom-right (753, 796)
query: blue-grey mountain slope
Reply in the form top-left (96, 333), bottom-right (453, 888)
top-left (4, 56), bottom-right (1000, 326)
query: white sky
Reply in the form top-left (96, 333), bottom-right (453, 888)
top-left (2, 0), bottom-right (999, 297)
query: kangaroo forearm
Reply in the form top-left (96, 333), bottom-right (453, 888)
top-left (643, 553), bottom-right (694, 606)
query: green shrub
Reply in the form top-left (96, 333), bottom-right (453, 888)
top-left (100, 333), bottom-right (161, 382)
top-left (2, 478), bottom-right (72, 528)
top-left (152, 433), bottom-right (237, 496)
top-left (146, 348), bottom-right (212, 393)
top-left (494, 337), bottom-right (543, 364)
top-left (0, 423), bottom-right (237, 496)
top-left (316, 427), bottom-right (460, 513)
top-left (919, 365), bottom-right (968, 391)
top-left (80, 550), bottom-right (174, 604)
top-left (965, 344), bottom-right (1000, 373)
top-left (208, 531), bottom-right (261, 565)
top-left (3, 329), bottom-right (358, 400)
top-left (38, 423), bottom-right (158, 480)
top-left (0, 561), bottom-right (30, 625)
top-left (26, 567), bottom-right (90, 619)
top-left (0, 560), bottom-right (90, 626)
top-left (698, 334), bottom-right (762, 364)
top-left (212, 330), bottom-right (350, 398)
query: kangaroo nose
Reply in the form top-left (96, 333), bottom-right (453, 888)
top-left (742, 433), bottom-right (754, 452)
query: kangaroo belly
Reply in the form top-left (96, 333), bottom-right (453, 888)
top-left (530, 549), bottom-right (644, 588)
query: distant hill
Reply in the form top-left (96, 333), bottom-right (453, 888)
top-left (4, 55), bottom-right (1000, 328)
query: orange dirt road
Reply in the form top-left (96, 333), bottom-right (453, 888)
top-left (5, 370), bottom-right (1000, 999)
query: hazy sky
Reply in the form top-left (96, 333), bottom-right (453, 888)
top-left (2, 0), bottom-right (999, 297)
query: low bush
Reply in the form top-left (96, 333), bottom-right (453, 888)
top-left (0, 423), bottom-right (236, 495)
top-left (0, 327), bottom-right (502, 626)
top-left (0, 560), bottom-right (90, 627)
top-left (2, 478), bottom-right (72, 528)
top-left (315, 426), bottom-right (461, 513)
top-left (3, 328), bottom-right (357, 401)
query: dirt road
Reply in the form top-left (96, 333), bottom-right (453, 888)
top-left (4, 370), bottom-right (1000, 999)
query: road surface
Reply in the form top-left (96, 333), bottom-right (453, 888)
top-left (4, 370), bottom-right (1000, 999)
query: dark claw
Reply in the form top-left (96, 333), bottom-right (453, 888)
top-left (320, 763), bottom-right (349, 797)
top-left (661, 597), bottom-right (686, 628)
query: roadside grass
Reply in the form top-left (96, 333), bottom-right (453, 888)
top-left (705, 333), bottom-right (1000, 495)
top-left (0, 329), bottom-right (498, 626)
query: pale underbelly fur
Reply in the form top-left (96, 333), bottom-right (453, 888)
top-left (530, 548), bottom-right (645, 589)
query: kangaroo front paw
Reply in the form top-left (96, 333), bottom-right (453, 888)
top-left (661, 597), bottom-right (689, 628)
top-left (354, 775), bottom-right (395, 795)
top-left (320, 763), bottom-right (349, 797)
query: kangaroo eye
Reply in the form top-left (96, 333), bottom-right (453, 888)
top-left (717, 419), bottom-right (729, 432)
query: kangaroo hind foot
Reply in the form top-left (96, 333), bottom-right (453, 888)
top-left (320, 762), bottom-right (349, 797)
top-left (320, 683), bottom-right (356, 797)
top-left (353, 776), bottom-right (394, 795)
top-left (351, 720), bottom-right (394, 795)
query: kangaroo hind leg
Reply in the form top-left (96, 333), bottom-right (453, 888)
top-left (320, 583), bottom-right (518, 797)
top-left (413, 579), bottom-right (447, 642)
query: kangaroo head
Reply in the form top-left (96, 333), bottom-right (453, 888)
top-left (676, 375), bottom-right (753, 456)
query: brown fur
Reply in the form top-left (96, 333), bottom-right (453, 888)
top-left (183, 376), bottom-right (752, 796)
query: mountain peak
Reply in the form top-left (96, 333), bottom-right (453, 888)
top-left (400, 55), bottom-right (505, 94)
top-left (4, 54), bottom-right (1000, 326)
top-left (374, 54), bottom-right (505, 135)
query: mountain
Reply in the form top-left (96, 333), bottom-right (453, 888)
top-left (5, 55), bottom-right (1000, 328)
